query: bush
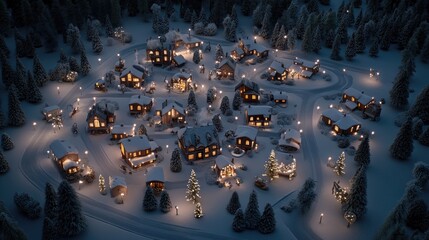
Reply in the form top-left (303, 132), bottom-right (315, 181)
top-left (204, 23), bottom-right (217, 36)
top-left (194, 22), bottom-right (205, 35)
top-left (14, 193), bottom-right (42, 219)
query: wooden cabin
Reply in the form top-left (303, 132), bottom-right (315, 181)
top-left (170, 72), bottom-right (193, 92)
top-left (363, 102), bottom-right (382, 121)
top-left (216, 59), bottom-right (235, 80)
top-left (234, 79), bottom-right (260, 103)
top-left (129, 95), bottom-right (153, 115)
top-left (146, 167), bottom-right (165, 193)
top-left (120, 69), bottom-right (143, 89)
top-left (293, 59), bottom-right (320, 78)
top-left (238, 39), bottom-right (269, 59)
top-left (244, 105), bottom-right (272, 127)
top-left (321, 109), bottom-right (344, 126)
top-left (178, 125), bottom-right (220, 161)
top-left (332, 114), bottom-right (361, 136)
top-left (109, 176), bottom-right (127, 198)
top-left (272, 91), bottom-right (288, 105)
top-left (153, 99), bottom-right (185, 125)
top-left (86, 102), bottom-right (116, 134)
top-left (172, 55), bottom-right (186, 67)
top-left (278, 128), bottom-right (301, 152)
top-left (110, 124), bottom-right (135, 140)
top-left (342, 87), bottom-right (375, 111)
top-left (146, 38), bottom-right (175, 66)
top-left (177, 35), bottom-right (203, 49)
top-left (230, 47), bottom-right (245, 61)
top-left (49, 140), bottom-right (80, 175)
top-left (94, 79), bottom-right (107, 92)
top-left (213, 155), bottom-right (236, 179)
top-left (268, 60), bottom-right (288, 81)
top-left (235, 125), bottom-right (258, 151)
top-left (119, 135), bottom-right (156, 169)
top-left (42, 105), bottom-right (62, 122)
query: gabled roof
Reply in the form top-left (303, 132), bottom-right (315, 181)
top-left (43, 105), bottom-right (61, 113)
top-left (109, 176), bottom-right (127, 189)
top-left (343, 87), bottom-right (362, 98)
top-left (219, 59), bottom-right (235, 70)
top-left (215, 155), bottom-right (234, 169)
top-left (111, 124), bottom-right (135, 135)
top-left (232, 47), bottom-right (245, 55)
top-left (279, 128), bottom-right (301, 144)
top-left (49, 140), bottom-right (78, 158)
top-left (322, 109), bottom-right (344, 122)
top-left (146, 167), bottom-right (164, 183)
top-left (245, 105), bottom-right (272, 117)
top-left (129, 95), bottom-right (152, 105)
top-left (95, 100), bottom-right (116, 115)
top-left (162, 102), bottom-right (185, 115)
top-left (62, 159), bottom-right (78, 171)
top-left (173, 55), bottom-right (186, 66)
top-left (334, 115), bottom-right (360, 130)
top-left (269, 61), bottom-right (284, 72)
top-left (235, 79), bottom-right (259, 92)
top-left (172, 72), bottom-right (191, 80)
top-left (235, 125), bottom-right (258, 140)
top-left (294, 59), bottom-right (319, 67)
top-left (120, 135), bottom-right (151, 152)
top-left (248, 43), bottom-right (267, 53)
top-left (178, 125), bottom-right (219, 148)
top-left (121, 68), bottom-right (143, 79)
top-left (272, 91), bottom-right (288, 100)
top-left (86, 107), bottom-right (107, 122)
top-left (358, 94), bottom-right (373, 105)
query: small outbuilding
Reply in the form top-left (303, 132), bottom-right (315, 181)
top-left (110, 124), bottom-right (135, 140)
top-left (120, 69), bottom-right (144, 89)
top-left (49, 139), bottom-right (80, 175)
top-left (213, 155), bottom-right (236, 179)
top-left (216, 59), bottom-right (235, 79)
top-left (235, 125), bottom-right (258, 151)
top-left (278, 128), bottom-right (301, 152)
top-left (109, 176), bottom-right (127, 198)
top-left (146, 167), bottom-right (165, 193)
top-left (42, 105), bottom-right (62, 122)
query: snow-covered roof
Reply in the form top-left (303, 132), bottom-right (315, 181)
top-left (49, 140), bottom-right (78, 159)
top-left (111, 124), bottom-right (135, 135)
top-left (173, 55), bottom-right (186, 65)
top-left (289, 64), bottom-right (302, 73)
top-left (162, 102), bottom-right (185, 115)
top-left (96, 79), bottom-right (105, 84)
top-left (247, 43), bottom-right (267, 53)
top-left (235, 79), bottom-right (259, 92)
top-left (147, 39), bottom-right (162, 49)
top-left (129, 153), bottom-right (156, 166)
top-left (232, 47), bottom-right (245, 55)
top-left (109, 176), bottom-right (127, 189)
top-left (235, 125), bottom-right (258, 140)
top-left (344, 87), bottom-right (362, 98)
top-left (172, 72), bottom-right (191, 80)
top-left (146, 166), bottom-right (164, 183)
top-left (62, 159), bottom-right (78, 171)
top-left (246, 105), bottom-right (272, 117)
top-left (219, 59), bottom-right (235, 70)
top-left (269, 61), bottom-right (284, 72)
top-left (358, 94), bottom-right (373, 105)
top-left (345, 101), bottom-right (357, 110)
top-left (120, 135), bottom-right (151, 152)
top-left (43, 105), bottom-right (61, 114)
top-left (178, 125), bottom-right (219, 148)
top-left (179, 34), bottom-right (202, 44)
top-left (272, 91), bottom-right (288, 100)
top-left (322, 109), bottom-right (344, 122)
top-left (121, 68), bottom-right (143, 78)
top-left (149, 141), bottom-right (159, 151)
top-left (279, 129), bottom-right (301, 144)
top-left (96, 100), bottom-right (116, 114)
top-left (282, 59), bottom-right (294, 69)
top-left (129, 95), bottom-right (152, 105)
top-left (165, 30), bottom-right (181, 43)
top-left (334, 115), bottom-right (360, 130)
top-left (295, 59), bottom-right (319, 68)
top-left (301, 70), bottom-right (313, 78)
top-left (215, 155), bottom-right (234, 169)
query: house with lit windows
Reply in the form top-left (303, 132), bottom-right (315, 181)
top-left (321, 109), bottom-right (361, 135)
top-left (321, 109), bottom-right (344, 126)
top-left (342, 87), bottom-right (376, 111)
top-left (278, 128), bottom-right (301, 152)
top-left (120, 69), bottom-right (144, 89)
top-left (235, 125), bottom-right (258, 151)
top-left (169, 72), bottom-right (193, 92)
top-left (175, 34), bottom-right (203, 50)
top-left (238, 39), bottom-right (269, 59)
top-left (153, 99), bottom-right (185, 125)
top-left (49, 140), bottom-right (80, 175)
top-left (291, 58), bottom-right (320, 78)
top-left (234, 79), bottom-right (260, 103)
top-left (216, 59), bottom-right (235, 79)
top-left (109, 176), bottom-right (127, 198)
top-left (110, 124), bottom-right (135, 140)
top-left (129, 95), bottom-right (153, 115)
top-left (244, 105), bottom-right (272, 127)
top-left (230, 47), bottom-right (245, 61)
top-left (213, 155), bottom-right (236, 179)
top-left (146, 38), bottom-right (175, 66)
top-left (268, 60), bottom-right (289, 81)
top-left (178, 125), bottom-right (221, 161)
top-left (119, 135), bottom-right (156, 169)
top-left (272, 91), bottom-right (288, 105)
top-left (146, 167), bottom-right (165, 194)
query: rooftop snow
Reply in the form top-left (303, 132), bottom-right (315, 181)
top-left (49, 139), bottom-right (79, 159)
top-left (235, 125), bottom-right (258, 139)
top-left (146, 166), bottom-right (164, 183)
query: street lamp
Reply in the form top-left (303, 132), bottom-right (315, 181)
top-left (93, 97), bottom-right (96, 104)
top-left (77, 98), bottom-right (80, 105)
top-left (188, 28), bottom-right (191, 38)
top-left (33, 122), bottom-right (37, 130)
top-left (79, 86), bottom-right (82, 96)
top-left (84, 150), bottom-right (88, 162)
top-left (319, 213), bottom-right (324, 224)
top-left (120, 193), bottom-right (125, 204)
top-left (166, 145), bottom-right (169, 153)
top-left (57, 86), bottom-right (60, 95)
top-left (175, 205), bottom-right (179, 215)
top-left (79, 180), bottom-right (83, 190)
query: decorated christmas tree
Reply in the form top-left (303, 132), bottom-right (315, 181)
top-left (99, 174), bottom-right (106, 195)
top-left (232, 208), bottom-right (245, 232)
top-left (1, 133), bottom-right (14, 151)
top-left (334, 152), bottom-right (346, 176)
top-left (194, 202), bottom-right (203, 218)
top-left (159, 191), bottom-right (172, 213)
top-left (263, 150), bottom-right (279, 181)
top-left (258, 203), bottom-right (276, 234)
top-left (143, 187), bottom-right (158, 212)
top-left (138, 124), bottom-right (147, 135)
top-left (226, 191), bottom-right (241, 214)
top-left (0, 151), bottom-right (9, 174)
top-left (170, 148), bottom-right (182, 173)
top-left (244, 190), bottom-right (260, 229)
top-left (186, 169), bottom-right (201, 204)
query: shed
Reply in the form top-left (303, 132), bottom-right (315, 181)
top-left (49, 139), bottom-right (79, 174)
top-left (42, 105), bottom-right (62, 122)
top-left (321, 109), bottom-right (344, 126)
top-left (146, 167), bottom-right (165, 192)
top-left (278, 128), bottom-right (301, 152)
top-left (172, 55), bottom-right (186, 67)
top-left (214, 155), bottom-right (235, 179)
top-left (235, 125), bottom-right (258, 151)
top-left (109, 176), bottom-right (127, 198)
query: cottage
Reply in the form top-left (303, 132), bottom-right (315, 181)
top-left (170, 72), bottom-right (193, 92)
top-left (146, 167), bottom-right (165, 193)
top-left (110, 124), bottom-right (135, 140)
top-left (129, 95), bottom-right (153, 115)
top-left (216, 59), bottom-right (235, 79)
top-left (94, 79), bottom-right (107, 92)
top-left (172, 55), bottom-right (186, 67)
top-left (146, 38), bottom-right (175, 66)
top-left (238, 39), bottom-right (269, 58)
top-left (230, 47), bottom-right (245, 61)
top-left (109, 176), bottom-right (127, 198)
top-left (178, 125), bottom-right (220, 161)
top-left (321, 108), bottom-right (344, 126)
top-left (234, 79), bottom-right (260, 103)
top-left (272, 91), bottom-right (288, 105)
top-left (293, 58), bottom-right (320, 77)
top-left (213, 155), bottom-right (236, 179)
top-left (278, 128), bottom-right (301, 152)
top-left (49, 140), bottom-right (80, 175)
top-left (119, 135), bottom-right (156, 169)
top-left (42, 105), bottom-right (62, 122)
top-left (235, 125), bottom-right (258, 151)
top-left (120, 69), bottom-right (143, 89)
top-left (333, 114), bottom-right (361, 135)
top-left (153, 99), bottom-right (185, 125)
top-left (342, 87), bottom-right (375, 111)
top-left (86, 102), bottom-right (116, 134)
top-left (244, 105), bottom-right (272, 127)
top-left (268, 60), bottom-right (288, 81)
top-left (176, 35), bottom-right (203, 49)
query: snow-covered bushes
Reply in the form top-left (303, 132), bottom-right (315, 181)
top-left (14, 193), bottom-right (41, 219)
top-left (194, 22), bottom-right (205, 35)
top-left (204, 23), bottom-right (217, 36)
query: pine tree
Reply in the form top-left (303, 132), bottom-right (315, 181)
top-left (343, 166), bottom-right (367, 219)
top-left (369, 38), bottom-right (379, 57)
top-left (24, 34), bottom-right (34, 58)
top-left (139, 0), bottom-right (150, 21)
top-left (408, 85), bottom-right (429, 123)
top-left (128, 0), bottom-right (139, 16)
top-left (0, 106), bottom-right (4, 129)
top-left (1, 133), bottom-right (14, 151)
top-left (421, 37), bottom-right (429, 63)
top-left (412, 118), bottom-right (424, 140)
top-left (0, 212), bottom-right (27, 240)
top-left (345, 33), bottom-right (357, 61)
top-left (26, 71), bottom-right (43, 103)
top-left (220, 96), bottom-right (231, 115)
top-left (232, 208), bottom-right (246, 232)
top-left (110, 0), bottom-right (121, 27)
top-left (389, 69), bottom-right (410, 109)
top-left (252, 2), bottom-right (265, 27)
top-left (227, 20), bottom-right (237, 42)
top-left (215, 44), bottom-right (224, 61)
top-left (192, 50), bottom-right (200, 64)
top-left (264, 150), bottom-right (279, 181)
top-left (159, 191), bottom-right (172, 213)
top-left (354, 136), bottom-right (370, 166)
top-left (296, 11), bottom-right (308, 40)
top-left (419, 128), bottom-right (429, 146)
top-left (232, 90), bottom-right (242, 110)
top-left (8, 84), bottom-right (26, 127)
top-left (325, 29), bottom-right (335, 48)
top-left (312, 26), bottom-right (322, 53)
top-left (56, 180), bottom-right (87, 237)
top-left (15, 38), bottom-right (25, 58)
top-left (58, 49), bottom-right (68, 64)
top-left (99, 174), bottom-right (106, 194)
top-left (297, 178), bottom-right (317, 214)
top-left (212, 114), bottom-right (223, 132)
top-left (66, 24), bottom-right (84, 54)
top-left (138, 124), bottom-right (147, 135)
top-left (33, 54), bottom-right (48, 87)
top-left (258, 203), bottom-right (275, 234)
top-left (354, 9), bottom-right (362, 28)
top-left (0, 35), bottom-right (10, 58)
top-left (301, 24), bottom-right (314, 52)
top-left (194, 202), bottom-right (203, 218)
top-left (190, 10), bottom-right (198, 30)
top-left (330, 34), bottom-right (342, 60)
top-left (0, 1), bottom-right (10, 36)
top-left (183, 8), bottom-right (192, 22)
top-left (80, 50), bottom-right (91, 76)
top-left (275, 25), bottom-right (287, 50)
top-left (92, 32), bottom-right (103, 55)
top-left (44, 182), bottom-right (58, 221)
top-left (143, 187), bottom-right (158, 212)
top-left (14, 57), bottom-right (28, 101)
top-left (259, 5), bottom-right (272, 39)
top-left (390, 118), bottom-right (413, 160)
top-left (170, 148), bottom-right (182, 173)
top-left (69, 57), bottom-right (80, 73)
top-left (186, 169), bottom-right (201, 204)
top-left (244, 190), bottom-right (260, 229)
top-left (270, 22), bottom-right (281, 47)
top-left (354, 24), bottom-right (365, 53)
top-left (241, 0), bottom-right (251, 16)
top-left (337, 17), bottom-right (348, 44)
top-left (227, 191), bottom-right (241, 214)
top-left (0, 151), bottom-right (9, 174)
top-left (42, 217), bottom-right (57, 240)
top-left (287, 28), bottom-right (297, 51)
top-left (105, 15), bottom-right (114, 37)
top-left (334, 151), bottom-right (346, 176)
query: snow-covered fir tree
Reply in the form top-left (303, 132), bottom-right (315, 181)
top-left (99, 174), bottom-right (106, 194)
top-left (412, 118), bottom-right (423, 140)
top-left (42, 216), bottom-right (57, 240)
top-left (15, 32), bottom-right (25, 58)
top-left (191, 10), bottom-right (198, 30)
top-left (354, 24), bottom-right (365, 53)
top-left (44, 182), bottom-right (58, 221)
top-left (192, 49), bottom-right (200, 64)
top-left (23, 34), bottom-right (34, 58)
top-left (301, 24), bottom-right (314, 53)
top-left (0, 151), bottom-right (9, 174)
top-left (258, 203), bottom-right (276, 234)
top-left (337, 17), bottom-right (349, 44)
top-left (354, 136), bottom-right (370, 166)
top-left (297, 178), bottom-right (317, 214)
top-left (232, 90), bottom-right (242, 110)
top-left (159, 191), bottom-right (172, 213)
top-left (264, 150), bottom-right (279, 181)
top-left (343, 166), bottom-right (367, 220)
top-left (380, 26), bottom-right (392, 51)
top-left (194, 202), bottom-right (203, 218)
top-left (14, 57), bottom-right (28, 101)
top-left (56, 180), bottom-right (87, 237)
top-left (207, 88), bottom-right (215, 104)
top-left (287, 28), bottom-right (297, 51)
top-left (330, 34), bottom-right (342, 60)
top-left (389, 68), bottom-right (410, 109)
top-left (186, 169), bottom-right (201, 204)
top-left (270, 22), bottom-right (280, 47)
top-left (68, 56), bottom-right (80, 73)
top-left (419, 128), bottom-right (429, 146)
top-left (227, 20), bottom-right (237, 42)
top-left (66, 24), bottom-right (84, 54)
top-left (0, 211), bottom-right (27, 240)
top-left (138, 123), bottom-right (147, 135)
top-left (110, 0), bottom-right (121, 27)
top-left (244, 190), bottom-right (260, 229)
top-left (241, 0), bottom-right (252, 16)
top-left (296, 8), bottom-right (308, 40)
top-left (58, 49), bottom-right (68, 64)
top-left (405, 199), bottom-right (428, 231)
top-left (204, 23), bottom-right (217, 36)
top-left (390, 118), bottom-right (413, 160)
top-left (252, 2), bottom-right (265, 28)
top-left (105, 71), bottom-right (116, 84)
top-left (14, 192), bottom-right (41, 219)
top-left (312, 26), bottom-right (322, 53)
top-left (0, 1), bottom-right (10, 36)
top-left (212, 114), bottom-right (223, 132)
top-left (170, 148), bottom-right (182, 173)
top-left (105, 15), bottom-right (114, 37)
top-left (1, 133), bottom-right (13, 151)
top-left (408, 85), bottom-right (429, 123)
top-left (325, 29), bottom-right (335, 48)
top-left (86, 20), bottom-right (97, 42)
top-left (215, 44), bottom-right (224, 62)
top-left (369, 38), bottom-right (379, 57)
top-left (227, 191), bottom-right (241, 215)
top-left (259, 5), bottom-right (272, 39)
top-left (33, 54), bottom-right (48, 87)
top-left (421, 37), bottom-right (429, 63)
top-left (8, 84), bottom-right (26, 127)
top-left (80, 50), bottom-right (91, 76)
top-left (345, 33), bottom-right (357, 61)
top-left (92, 32), bottom-right (103, 55)
top-left (220, 96), bottom-right (231, 115)
top-left (0, 35), bottom-right (10, 58)
top-left (143, 187), bottom-right (158, 212)
top-left (194, 22), bottom-right (205, 35)
top-left (334, 151), bottom-right (346, 176)
top-left (413, 162), bottom-right (429, 189)
top-left (232, 208), bottom-right (246, 232)
top-left (26, 71), bottom-right (42, 103)
top-left (0, 103), bottom-right (4, 129)
top-left (354, 9), bottom-right (362, 28)
top-left (187, 90), bottom-right (198, 110)
top-left (183, 8), bottom-right (192, 22)
top-left (275, 25), bottom-right (287, 51)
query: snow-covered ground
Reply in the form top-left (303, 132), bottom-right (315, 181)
top-left (1, 1), bottom-right (429, 240)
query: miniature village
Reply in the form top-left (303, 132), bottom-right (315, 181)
top-left (0, 0), bottom-right (429, 239)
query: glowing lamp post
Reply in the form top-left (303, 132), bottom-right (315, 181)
top-left (166, 145), bottom-right (169, 154)
top-left (319, 213), bottom-right (324, 224)
top-left (188, 28), bottom-right (191, 38)
top-left (79, 180), bottom-right (83, 190)
top-left (175, 205), bottom-right (179, 215)
top-left (120, 193), bottom-right (125, 204)
top-left (93, 97), bottom-right (96, 104)
top-left (80, 86), bottom-right (82, 96)
top-left (57, 86), bottom-right (60, 95)
top-left (77, 98), bottom-right (80, 105)
top-left (98, 58), bottom-right (101, 64)
top-left (33, 122), bottom-right (37, 130)
top-left (84, 150), bottom-right (88, 162)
